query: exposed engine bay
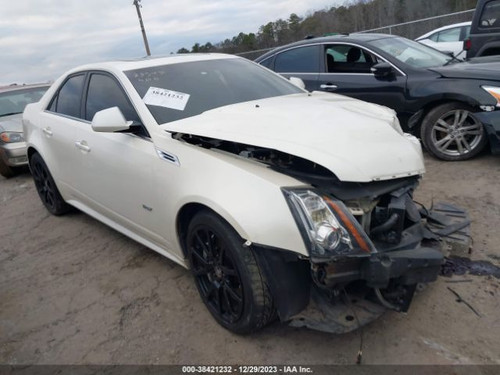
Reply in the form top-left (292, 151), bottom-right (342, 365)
top-left (177, 133), bottom-right (472, 333)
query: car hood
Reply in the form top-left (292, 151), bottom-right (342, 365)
top-left (160, 92), bottom-right (425, 183)
top-left (0, 114), bottom-right (22, 133)
top-left (429, 57), bottom-right (500, 81)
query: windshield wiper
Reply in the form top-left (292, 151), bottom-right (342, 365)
top-left (443, 53), bottom-right (464, 66)
top-left (0, 112), bottom-right (22, 117)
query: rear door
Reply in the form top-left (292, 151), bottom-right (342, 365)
top-left (269, 44), bottom-right (321, 90)
top-left (40, 74), bottom-right (86, 197)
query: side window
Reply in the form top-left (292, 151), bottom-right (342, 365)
top-left (462, 25), bottom-right (471, 40)
top-left (259, 57), bottom-right (274, 70)
top-left (49, 74), bottom-right (85, 118)
top-left (480, 0), bottom-right (500, 28)
top-left (436, 27), bottom-right (461, 42)
top-left (428, 32), bottom-right (439, 42)
top-left (85, 73), bottom-right (140, 123)
top-left (274, 45), bottom-right (320, 73)
top-left (324, 45), bottom-right (378, 73)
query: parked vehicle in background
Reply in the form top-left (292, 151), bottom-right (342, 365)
top-left (465, 0), bottom-right (500, 58)
top-left (255, 33), bottom-right (500, 161)
top-left (23, 54), bottom-right (470, 334)
top-left (415, 21), bottom-right (471, 59)
top-left (0, 84), bottom-right (50, 178)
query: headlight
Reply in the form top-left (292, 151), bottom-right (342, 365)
top-left (283, 188), bottom-right (375, 260)
top-left (482, 86), bottom-right (500, 107)
top-left (0, 131), bottom-right (24, 143)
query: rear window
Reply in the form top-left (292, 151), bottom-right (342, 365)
top-left (479, 0), bottom-right (500, 28)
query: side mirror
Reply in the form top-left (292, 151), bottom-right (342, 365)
top-left (289, 77), bottom-right (306, 90)
top-left (91, 107), bottom-right (132, 133)
top-left (371, 62), bottom-right (394, 78)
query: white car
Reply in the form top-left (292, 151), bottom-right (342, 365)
top-left (23, 54), bottom-right (469, 334)
top-left (0, 83), bottom-right (49, 178)
top-left (415, 21), bottom-right (471, 59)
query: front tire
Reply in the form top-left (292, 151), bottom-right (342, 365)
top-left (30, 152), bottom-right (71, 215)
top-left (421, 103), bottom-right (487, 161)
top-left (186, 210), bottom-right (274, 334)
top-left (0, 161), bottom-right (22, 178)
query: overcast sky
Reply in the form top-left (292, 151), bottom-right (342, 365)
top-left (1, 0), bottom-right (344, 85)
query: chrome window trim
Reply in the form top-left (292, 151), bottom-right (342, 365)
top-left (41, 110), bottom-right (152, 141)
top-left (42, 109), bottom-right (89, 123)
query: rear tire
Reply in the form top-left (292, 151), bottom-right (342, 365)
top-left (186, 210), bottom-right (275, 334)
top-left (421, 103), bottom-right (487, 161)
top-left (30, 152), bottom-right (71, 215)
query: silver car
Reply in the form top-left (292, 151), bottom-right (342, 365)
top-left (0, 84), bottom-right (50, 178)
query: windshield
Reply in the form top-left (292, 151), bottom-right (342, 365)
top-left (371, 37), bottom-right (453, 68)
top-left (125, 58), bottom-right (303, 124)
top-left (0, 87), bottom-right (48, 117)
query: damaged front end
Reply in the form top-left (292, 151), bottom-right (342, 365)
top-left (282, 179), bottom-right (470, 334)
top-left (177, 133), bottom-right (471, 333)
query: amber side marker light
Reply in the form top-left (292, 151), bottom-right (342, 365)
top-left (323, 196), bottom-right (371, 253)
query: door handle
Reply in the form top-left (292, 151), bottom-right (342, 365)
top-left (320, 84), bottom-right (338, 90)
top-left (42, 127), bottom-right (53, 136)
top-left (75, 141), bottom-right (91, 153)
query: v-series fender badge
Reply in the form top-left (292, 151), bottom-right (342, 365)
top-left (142, 204), bottom-right (153, 212)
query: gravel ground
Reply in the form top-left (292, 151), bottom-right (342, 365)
top-left (0, 153), bottom-right (499, 365)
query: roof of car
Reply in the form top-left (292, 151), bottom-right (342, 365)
top-left (68, 53), bottom-right (239, 75)
top-left (0, 83), bottom-right (51, 94)
top-left (255, 33), bottom-right (397, 61)
top-left (415, 21), bottom-right (472, 40)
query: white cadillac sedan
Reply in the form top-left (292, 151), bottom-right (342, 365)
top-left (23, 54), bottom-right (469, 334)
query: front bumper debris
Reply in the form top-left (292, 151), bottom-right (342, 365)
top-left (361, 247), bottom-right (443, 288)
top-left (289, 286), bottom-right (385, 334)
top-left (421, 202), bottom-right (472, 256)
top-left (289, 203), bottom-right (471, 334)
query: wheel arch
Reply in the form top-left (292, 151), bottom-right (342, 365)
top-left (176, 201), bottom-right (250, 260)
top-left (416, 97), bottom-right (482, 132)
top-left (27, 146), bottom-right (39, 162)
top-left (176, 201), bottom-right (312, 322)
top-left (477, 43), bottom-right (500, 57)
top-left (422, 96), bottom-right (480, 115)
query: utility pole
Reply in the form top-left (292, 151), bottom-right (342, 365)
top-left (133, 0), bottom-right (151, 56)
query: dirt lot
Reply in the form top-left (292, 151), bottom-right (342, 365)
top-left (0, 153), bottom-right (499, 366)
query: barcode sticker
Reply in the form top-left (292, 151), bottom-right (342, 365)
top-left (143, 87), bottom-right (190, 111)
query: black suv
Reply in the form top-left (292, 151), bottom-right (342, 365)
top-left (465, 0), bottom-right (500, 58)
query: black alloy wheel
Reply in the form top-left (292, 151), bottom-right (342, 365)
top-left (30, 152), bottom-right (71, 215)
top-left (186, 210), bottom-right (274, 334)
top-left (190, 225), bottom-right (244, 323)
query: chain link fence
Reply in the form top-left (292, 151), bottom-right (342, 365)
top-left (357, 9), bottom-right (474, 39)
top-left (237, 9), bottom-right (475, 60)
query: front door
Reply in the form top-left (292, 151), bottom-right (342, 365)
top-left (318, 43), bottom-right (408, 114)
top-left (73, 72), bottom-right (167, 248)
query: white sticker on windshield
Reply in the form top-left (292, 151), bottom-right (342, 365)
top-left (143, 87), bottom-right (190, 111)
